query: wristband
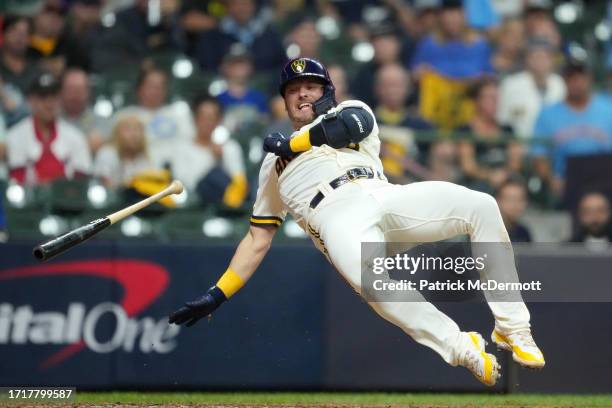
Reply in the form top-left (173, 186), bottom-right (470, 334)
top-left (215, 267), bottom-right (245, 298)
top-left (289, 130), bottom-right (313, 153)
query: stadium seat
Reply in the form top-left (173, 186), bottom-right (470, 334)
top-left (48, 178), bottom-right (91, 214)
top-left (158, 210), bottom-right (249, 241)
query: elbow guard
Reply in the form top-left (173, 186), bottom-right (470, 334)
top-left (310, 107), bottom-right (374, 149)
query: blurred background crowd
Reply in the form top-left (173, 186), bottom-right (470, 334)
top-left (1, 0), bottom-right (612, 246)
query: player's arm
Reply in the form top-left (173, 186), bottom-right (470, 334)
top-left (264, 105), bottom-right (375, 157)
top-left (168, 224), bottom-right (276, 327)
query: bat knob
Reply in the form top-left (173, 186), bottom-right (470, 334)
top-left (169, 180), bottom-right (184, 195)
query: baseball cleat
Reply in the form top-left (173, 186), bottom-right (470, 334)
top-left (491, 329), bottom-right (545, 369)
top-left (460, 332), bottom-right (501, 386)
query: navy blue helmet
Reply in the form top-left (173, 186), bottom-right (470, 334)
top-left (279, 57), bottom-right (337, 115)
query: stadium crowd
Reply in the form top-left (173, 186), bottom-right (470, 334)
top-left (1, 0), bottom-right (612, 244)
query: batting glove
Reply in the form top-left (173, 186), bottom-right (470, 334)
top-left (263, 132), bottom-right (294, 159)
top-left (168, 286), bottom-right (226, 327)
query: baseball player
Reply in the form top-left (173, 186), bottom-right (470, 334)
top-left (169, 58), bottom-right (545, 386)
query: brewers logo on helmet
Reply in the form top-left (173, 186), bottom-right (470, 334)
top-left (290, 59), bottom-right (306, 73)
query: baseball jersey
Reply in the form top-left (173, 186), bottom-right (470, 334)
top-left (251, 100), bottom-right (385, 229)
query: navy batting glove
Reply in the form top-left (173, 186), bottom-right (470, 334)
top-left (263, 132), bottom-right (294, 159)
top-left (168, 287), bottom-right (226, 327)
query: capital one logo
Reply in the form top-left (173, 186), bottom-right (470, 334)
top-left (0, 260), bottom-right (180, 369)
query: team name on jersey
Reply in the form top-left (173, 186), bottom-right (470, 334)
top-left (274, 145), bottom-right (360, 177)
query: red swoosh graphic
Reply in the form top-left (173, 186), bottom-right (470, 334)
top-left (0, 260), bottom-right (169, 369)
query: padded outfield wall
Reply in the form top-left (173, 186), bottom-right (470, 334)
top-left (0, 241), bottom-right (610, 393)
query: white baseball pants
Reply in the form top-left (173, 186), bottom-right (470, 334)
top-left (306, 178), bottom-right (531, 366)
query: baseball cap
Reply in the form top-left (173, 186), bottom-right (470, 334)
top-left (28, 73), bottom-right (61, 96)
top-left (562, 58), bottom-right (590, 76)
top-left (222, 44), bottom-right (253, 65)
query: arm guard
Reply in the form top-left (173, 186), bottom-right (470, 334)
top-left (310, 106), bottom-right (375, 149)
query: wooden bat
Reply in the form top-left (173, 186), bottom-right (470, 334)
top-left (32, 180), bottom-right (184, 262)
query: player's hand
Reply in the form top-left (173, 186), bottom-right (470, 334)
top-left (168, 290), bottom-right (222, 327)
top-left (263, 132), bottom-right (294, 159)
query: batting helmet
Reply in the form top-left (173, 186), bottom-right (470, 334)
top-left (279, 57), bottom-right (337, 115)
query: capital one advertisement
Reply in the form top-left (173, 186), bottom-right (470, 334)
top-left (0, 242), bottom-right (327, 388)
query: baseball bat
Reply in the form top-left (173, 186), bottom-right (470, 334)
top-left (32, 180), bottom-right (184, 262)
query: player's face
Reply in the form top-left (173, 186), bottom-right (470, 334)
top-left (283, 78), bottom-right (325, 129)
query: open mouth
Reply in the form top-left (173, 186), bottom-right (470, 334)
top-left (298, 103), bottom-right (312, 111)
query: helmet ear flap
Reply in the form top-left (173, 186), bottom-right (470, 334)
top-left (313, 83), bottom-right (337, 116)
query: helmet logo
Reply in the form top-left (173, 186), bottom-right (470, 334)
top-left (291, 59), bottom-right (306, 73)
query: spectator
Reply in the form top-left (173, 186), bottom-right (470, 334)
top-left (0, 16), bottom-right (41, 94)
top-left (532, 60), bottom-right (612, 197)
top-left (111, 0), bottom-right (180, 57)
top-left (457, 77), bottom-right (522, 192)
top-left (522, 0), bottom-right (562, 58)
top-left (491, 17), bottom-right (525, 76)
top-left (0, 75), bottom-right (29, 127)
top-left (179, 0), bottom-right (221, 55)
top-left (410, 0), bottom-right (441, 39)
top-left (495, 178), bottom-right (532, 242)
top-left (498, 37), bottom-right (565, 139)
top-left (286, 18), bottom-right (322, 59)
top-left (60, 68), bottom-right (109, 153)
top-left (27, 0), bottom-right (90, 77)
top-left (93, 115), bottom-right (155, 188)
top-left (464, 0), bottom-right (501, 31)
top-left (193, 0), bottom-right (284, 71)
top-left (114, 67), bottom-right (195, 151)
top-left (64, 0), bottom-right (103, 67)
top-left (570, 191), bottom-right (612, 248)
top-left (352, 24), bottom-right (406, 107)
top-left (157, 94), bottom-right (247, 208)
top-left (428, 139), bottom-right (460, 182)
top-left (410, 0), bottom-right (493, 129)
top-left (374, 63), bottom-right (434, 182)
top-left (6, 73), bottom-right (91, 185)
top-left (328, 64), bottom-right (352, 103)
top-left (264, 95), bottom-right (293, 137)
top-left (217, 49), bottom-right (268, 133)
top-left (411, 0), bottom-right (493, 79)
top-left (374, 63), bottom-right (432, 129)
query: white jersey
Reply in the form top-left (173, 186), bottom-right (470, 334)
top-left (250, 100), bottom-right (386, 229)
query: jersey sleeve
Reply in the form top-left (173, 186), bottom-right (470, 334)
top-left (250, 154), bottom-right (286, 228)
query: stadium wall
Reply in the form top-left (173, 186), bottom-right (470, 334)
top-left (0, 241), bottom-right (610, 393)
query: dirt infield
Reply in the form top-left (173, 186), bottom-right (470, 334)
top-left (3, 404), bottom-right (549, 408)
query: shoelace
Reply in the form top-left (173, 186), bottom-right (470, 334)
top-left (463, 348), bottom-right (484, 377)
top-left (513, 330), bottom-right (537, 348)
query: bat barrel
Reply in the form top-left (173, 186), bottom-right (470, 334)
top-left (33, 217), bottom-right (111, 262)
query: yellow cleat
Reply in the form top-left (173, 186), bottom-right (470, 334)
top-left (492, 329), bottom-right (545, 369)
top-left (460, 332), bottom-right (501, 386)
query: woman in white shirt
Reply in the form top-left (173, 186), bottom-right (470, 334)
top-left (93, 115), bottom-right (156, 188)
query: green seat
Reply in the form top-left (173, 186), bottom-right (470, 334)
top-left (6, 210), bottom-right (71, 242)
top-left (159, 210), bottom-right (249, 241)
top-left (48, 179), bottom-right (90, 214)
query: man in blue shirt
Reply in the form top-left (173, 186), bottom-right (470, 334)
top-left (532, 60), bottom-right (612, 196)
top-left (410, 0), bottom-right (493, 80)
